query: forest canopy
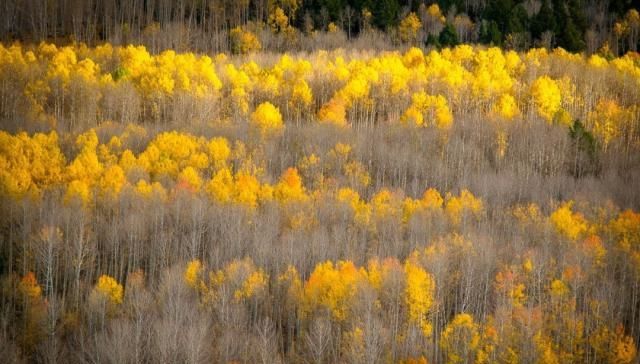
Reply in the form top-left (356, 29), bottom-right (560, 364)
top-left (1, 0), bottom-right (639, 54)
top-left (1, 1), bottom-right (640, 363)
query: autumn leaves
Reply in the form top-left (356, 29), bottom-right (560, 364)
top-left (2, 42), bottom-right (639, 145)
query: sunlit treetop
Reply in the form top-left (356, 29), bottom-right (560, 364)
top-left (401, 92), bottom-right (453, 130)
top-left (0, 130), bottom-right (65, 198)
top-left (302, 260), bottom-right (367, 321)
top-left (531, 75), bottom-right (562, 122)
top-left (404, 258), bottom-right (435, 337)
top-left (93, 274), bottom-right (124, 305)
top-left (550, 201), bottom-right (590, 241)
top-left (399, 12), bottom-right (422, 44)
top-left (251, 102), bottom-right (284, 137)
top-left (274, 167), bottom-right (306, 202)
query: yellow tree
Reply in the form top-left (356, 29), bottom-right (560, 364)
top-left (401, 92), bottom-right (453, 130)
top-left (587, 99), bottom-right (633, 151)
top-left (318, 97), bottom-right (348, 127)
top-left (98, 165), bottom-right (126, 199)
top-left (531, 76), bottom-right (562, 123)
top-left (229, 27), bottom-right (262, 55)
top-left (268, 7), bottom-right (290, 33)
top-left (177, 166), bottom-right (203, 192)
top-left (89, 274), bottom-right (124, 319)
top-left (440, 313), bottom-right (480, 364)
top-left (184, 259), bottom-right (204, 290)
top-left (399, 12), bottom-right (422, 44)
top-left (251, 102), bottom-right (284, 137)
top-left (445, 189), bottom-right (484, 226)
top-left (549, 201), bottom-right (589, 241)
top-left (302, 260), bottom-right (365, 321)
top-left (92, 275), bottom-right (124, 305)
top-left (274, 167), bottom-right (306, 202)
top-left (404, 259), bottom-right (435, 337)
top-left (0, 130), bottom-right (66, 198)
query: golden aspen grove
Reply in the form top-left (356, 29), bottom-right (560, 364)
top-left (1, 1), bottom-right (640, 363)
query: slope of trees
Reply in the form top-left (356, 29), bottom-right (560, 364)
top-left (0, 41), bottom-right (639, 363)
top-left (1, 1), bottom-right (639, 55)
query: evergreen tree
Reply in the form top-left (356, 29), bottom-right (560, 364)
top-left (484, 0), bottom-right (514, 33)
top-left (560, 17), bottom-right (586, 52)
top-left (439, 22), bottom-right (460, 47)
top-left (372, 0), bottom-right (400, 29)
top-left (426, 33), bottom-right (441, 48)
top-left (532, 0), bottom-right (556, 39)
top-left (567, 0), bottom-right (587, 32)
top-left (480, 20), bottom-right (503, 45)
top-left (507, 4), bottom-right (529, 35)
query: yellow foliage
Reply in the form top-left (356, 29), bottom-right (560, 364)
top-left (318, 97), bottom-right (347, 126)
top-left (513, 203), bottom-right (544, 225)
top-left (534, 332), bottom-right (560, 364)
top-left (549, 201), bottom-right (589, 241)
top-left (337, 76), bottom-right (370, 106)
top-left (494, 266), bottom-right (526, 307)
top-left (590, 325), bottom-right (637, 364)
top-left (216, 258), bottom-right (268, 302)
top-left (274, 167), bottom-right (306, 202)
top-left (177, 166), bottom-right (202, 192)
top-left (399, 12), bottom-right (422, 43)
top-left (612, 327), bottom-right (638, 364)
top-left (422, 188), bottom-right (444, 209)
top-left (184, 259), bottom-right (203, 289)
top-left (134, 179), bottom-right (166, 199)
top-left (98, 165), bottom-right (126, 198)
top-left (269, 7), bottom-right (292, 33)
top-left (94, 275), bottom-right (124, 305)
top-left (531, 76), bottom-right (562, 122)
top-left (401, 92), bottom-right (453, 130)
top-left (234, 269), bottom-right (268, 301)
top-left (523, 258), bottom-right (534, 273)
top-left (550, 279), bottom-right (569, 298)
top-left (403, 47), bottom-right (425, 67)
top-left (251, 102), bottom-right (284, 136)
top-left (371, 189), bottom-right (401, 219)
top-left (337, 187), bottom-right (371, 225)
top-left (610, 209), bottom-right (640, 254)
top-left (493, 93), bottom-right (520, 120)
top-left (290, 78), bottom-right (313, 108)
top-left (65, 179), bottom-right (92, 205)
top-left (17, 271), bottom-right (46, 352)
top-left (404, 259), bottom-right (435, 337)
top-left (510, 283), bottom-right (527, 307)
top-left (344, 160), bottom-right (370, 188)
top-left (445, 189), bottom-right (483, 225)
top-left (229, 27), bottom-right (262, 55)
top-left (0, 130), bottom-right (66, 198)
top-left (404, 188), bottom-right (445, 221)
top-left (19, 272), bottom-right (43, 301)
top-left (206, 168), bottom-right (234, 203)
top-left (138, 131), bottom-right (208, 178)
top-left (207, 137), bottom-right (231, 170)
top-left (234, 171), bottom-right (262, 207)
top-left (427, 4), bottom-right (444, 20)
top-left (303, 260), bottom-right (365, 320)
top-left (440, 313), bottom-right (480, 364)
top-left (588, 99), bottom-right (634, 149)
top-left (582, 235), bottom-right (607, 268)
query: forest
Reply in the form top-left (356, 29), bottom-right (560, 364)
top-left (1, 1), bottom-right (640, 364)
top-left (1, 0), bottom-right (640, 54)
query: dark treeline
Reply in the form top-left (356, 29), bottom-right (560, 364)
top-left (1, 0), bottom-right (640, 54)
